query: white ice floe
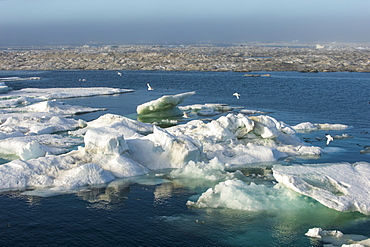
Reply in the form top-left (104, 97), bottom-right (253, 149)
top-left (0, 87), bottom-right (132, 109)
top-left (70, 113), bottom-right (153, 138)
top-left (0, 107), bottom-right (323, 195)
top-left (293, 122), bottom-right (349, 132)
top-left (128, 125), bottom-right (205, 170)
top-left (15, 100), bottom-right (105, 115)
top-left (305, 228), bottom-right (370, 247)
top-left (137, 91), bottom-right (195, 116)
top-left (273, 162), bottom-right (370, 215)
top-left (166, 113), bottom-right (320, 166)
top-left (0, 86), bottom-right (352, 201)
top-left (0, 96), bottom-right (36, 108)
top-left (186, 179), bottom-right (308, 211)
top-left (5, 87), bottom-right (132, 100)
top-left (0, 127), bottom-right (149, 194)
top-left (0, 134), bottom-right (82, 159)
top-left (0, 114), bottom-right (85, 136)
top-left (0, 82), bottom-right (11, 93)
top-left (179, 103), bottom-right (234, 117)
top-left (239, 109), bottom-right (268, 115)
top-left (0, 76), bottom-right (41, 82)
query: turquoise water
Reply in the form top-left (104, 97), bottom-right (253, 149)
top-left (0, 70), bottom-right (369, 246)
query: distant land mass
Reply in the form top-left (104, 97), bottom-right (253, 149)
top-left (1, 42), bottom-right (369, 72)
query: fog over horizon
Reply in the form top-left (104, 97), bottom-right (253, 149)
top-left (1, 0), bottom-right (369, 46)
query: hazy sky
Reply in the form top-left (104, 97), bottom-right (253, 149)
top-left (1, 0), bottom-right (369, 46)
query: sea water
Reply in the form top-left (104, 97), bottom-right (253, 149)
top-left (0, 70), bottom-right (369, 246)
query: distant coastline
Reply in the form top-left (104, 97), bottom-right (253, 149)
top-left (1, 42), bottom-right (369, 72)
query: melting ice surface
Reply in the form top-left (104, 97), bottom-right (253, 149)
top-left (1, 74), bottom-right (370, 246)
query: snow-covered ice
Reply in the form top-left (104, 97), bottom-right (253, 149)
top-left (305, 228), bottom-right (370, 247)
top-left (273, 162), bottom-right (370, 214)
top-left (6, 87), bottom-right (133, 100)
top-left (165, 113), bottom-right (321, 166)
top-left (0, 85), bottom-right (364, 216)
top-left (0, 86), bottom-right (132, 108)
top-left (293, 122), bottom-right (349, 132)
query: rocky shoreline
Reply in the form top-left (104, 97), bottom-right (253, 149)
top-left (1, 43), bottom-right (370, 72)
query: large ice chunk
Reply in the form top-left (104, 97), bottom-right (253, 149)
top-left (136, 91), bottom-right (195, 116)
top-left (0, 114), bottom-right (85, 136)
top-left (18, 140), bottom-right (46, 160)
top-left (186, 179), bottom-right (308, 211)
top-left (0, 134), bottom-right (83, 157)
top-left (249, 115), bottom-right (280, 138)
top-left (128, 125), bottom-right (205, 169)
top-left (166, 113), bottom-right (318, 165)
top-left (84, 127), bottom-right (128, 155)
top-left (273, 162), bottom-right (370, 214)
top-left (71, 113), bottom-right (153, 138)
top-left (53, 163), bottom-right (116, 189)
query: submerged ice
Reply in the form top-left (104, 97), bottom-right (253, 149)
top-left (2, 86), bottom-right (370, 216)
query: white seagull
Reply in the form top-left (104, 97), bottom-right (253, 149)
top-left (147, 83), bottom-right (154, 90)
top-left (325, 134), bottom-right (334, 146)
top-left (233, 92), bottom-right (240, 99)
top-left (116, 71), bottom-right (122, 76)
top-left (182, 111), bottom-right (190, 118)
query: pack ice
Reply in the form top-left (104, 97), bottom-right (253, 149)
top-left (3, 86), bottom-right (369, 216)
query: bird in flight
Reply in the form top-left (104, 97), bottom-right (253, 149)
top-left (233, 92), bottom-right (240, 99)
top-left (147, 83), bottom-right (154, 90)
top-left (116, 71), bottom-right (122, 76)
top-left (325, 134), bottom-right (334, 146)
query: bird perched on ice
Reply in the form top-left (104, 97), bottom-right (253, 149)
top-left (182, 111), bottom-right (190, 118)
top-left (147, 83), bottom-right (154, 90)
top-left (116, 71), bottom-right (122, 76)
top-left (325, 134), bottom-right (334, 146)
top-left (233, 92), bottom-right (240, 99)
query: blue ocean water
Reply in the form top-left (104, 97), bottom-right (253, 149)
top-left (0, 70), bottom-right (369, 246)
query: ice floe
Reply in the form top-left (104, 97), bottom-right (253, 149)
top-left (186, 179), bottom-right (308, 211)
top-left (0, 82), bottom-right (11, 93)
top-left (14, 100), bottom-right (104, 115)
top-left (0, 86), bottom-right (132, 108)
top-left (305, 228), bottom-right (370, 247)
top-left (0, 76), bottom-right (41, 82)
top-left (137, 91), bottom-right (195, 116)
top-left (293, 122), bottom-right (349, 132)
top-left (273, 162), bottom-right (370, 215)
top-left (165, 113), bottom-right (321, 166)
top-left (0, 134), bottom-right (82, 158)
top-left (0, 86), bottom-right (360, 212)
top-left (7, 87), bottom-right (133, 100)
top-left (0, 114), bottom-right (85, 137)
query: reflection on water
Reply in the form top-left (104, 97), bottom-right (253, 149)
top-left (78, 181), bottom-right (130, 210)
top-left (153, 183), bottom-right (173, 205)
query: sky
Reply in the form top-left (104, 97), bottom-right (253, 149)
top-left (1, 0), bottom-right (369, 46)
